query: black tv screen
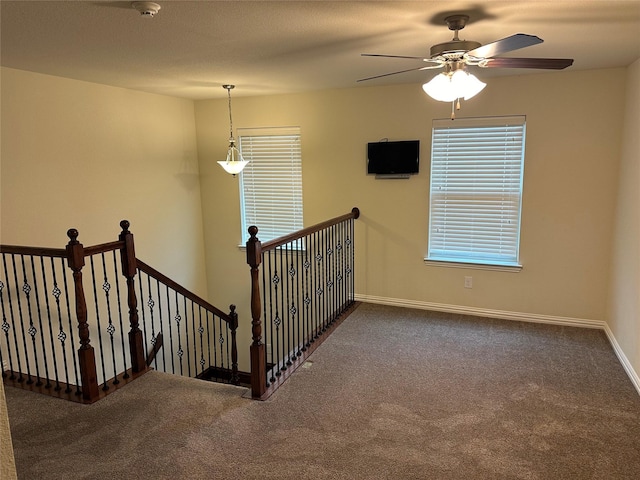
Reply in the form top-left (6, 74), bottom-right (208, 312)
top-left (367, 140), bottom-right (420, 176)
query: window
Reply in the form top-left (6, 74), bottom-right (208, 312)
top-left (239, 127), bottom-right (303, 243)
top-left (427, 116), bottom-right (526, 269)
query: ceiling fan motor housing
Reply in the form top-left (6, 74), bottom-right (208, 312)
top-left (430, 40), bottom-right (481, 59)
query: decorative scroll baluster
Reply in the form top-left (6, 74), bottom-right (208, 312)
top-left (166, 286), bottom-right (175, 374)
top-left (198, 306), bottom-right (205, 375)
top-left (13, 255), bottom-right (34, 384)
top-left (38, 257), bottom-right (56, 389)
top-left (2, 255), bottom-right (22, 382)
top-left (189, 300), bottom-right (196, 376)
top-left (146, 274), bottom-right (157, 369)
top-left (50, 258), bottom-right (72, 392)
top-left (174, 292), bottom-right (184, 376)
top-left (89, 256), bottom-right (109, 391)
top-left (60, 263), bottom-right (81, 395)
top-left (100, 253), bottom-right (119, 386)
top-left (154, 278), bottom-right (166, 370)
top-left (111, 252), bottom-right (129, 379)
top-left (66, 229), bottom-right (99, 402)
top-left (26, 255), bottom-right (49, 387)
top-left (265, 250), bottom-right (274, 384)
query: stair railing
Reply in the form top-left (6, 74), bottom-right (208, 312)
top-left (246, 207), bottom-right (360, 399)
top-left (1, 221), bottom-right (239, 403)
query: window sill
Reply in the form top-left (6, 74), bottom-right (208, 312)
top-left (424, 258), bottom-right (522, 272)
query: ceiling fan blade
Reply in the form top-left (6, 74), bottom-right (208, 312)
top-left (466, 34), bottom-right (543, 59)
top-left (361, 53), bottom-right (427, 60)
top-left (357, 65), bottom-right (442, 82)
top-left (480, 57), bottom-right (574, 69)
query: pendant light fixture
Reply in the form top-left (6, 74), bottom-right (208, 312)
top-left (217, 85), bottom-right (249, 176)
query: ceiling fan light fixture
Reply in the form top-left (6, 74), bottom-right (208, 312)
top-left (422, 70), bottom-right (486, 102)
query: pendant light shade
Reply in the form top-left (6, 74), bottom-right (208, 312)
top-left (217, 85), bottom-right (249, 176)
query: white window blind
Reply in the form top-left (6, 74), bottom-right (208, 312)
top-left (239, 127), bottom-right (303, 243)
top-left (427, 116), bottom-right (526, 267)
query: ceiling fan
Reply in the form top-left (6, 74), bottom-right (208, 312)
top-left (358, 14), bottom-right (574, 86)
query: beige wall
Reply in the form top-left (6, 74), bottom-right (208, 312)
top-left (609, 59), bottom-right (640, 379)
top-left (1, 65), bottom-right (635, 379)
top-left (196, 68), bottom-right (625, 345)
top-left (1, 67), bottom-right (208, 296)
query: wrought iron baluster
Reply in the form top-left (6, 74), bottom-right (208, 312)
top-left (302, 234), bottom-right (311, 350)
top-left (264, 250), bottom-right (274, 385)
top-left (184, 296), bottom-right (191, 377)
top-left (165, 284), bottom-right (175, 374)
top-left (89, 256), bottom-right (109, 391)
top-left (174, 291), bottom-right (184, 376)
top-left (50, 258), bottom-right (71, 391)
top-left (137, 269), bottom-right (150, 361)
top-left (60, 262), bottom-right (81, 395)
top-left (208, 311), bottom-right (215, 380)
top-left (2, 254), bottom-right (21, 381)
top-left (295, 237), bottom-right (302, 357)
top-left (38, 257), bottom-right (56, 389)
top-left (99, 253), bottom-right (119, 385)
top-left (111, 252), bottom-right (129, 379)
top-left (278, 247), bottom-right (287, 373)
top-left (190, 300), bottom-right (196, 377)
top-left (315, 231), bottom-right (324, 338)
top-left (145, 273), bottom-right (157, 370)
top-left (222, 316), bottom-right (229, 382)
top-left (285, 244), bottom-right (293, 367)
top-left (197, 305), bottom-right (205, 375)
top-left (18, 255), bottom-right (37, 384)
top-left (155, 278), bottom-right (166, 372)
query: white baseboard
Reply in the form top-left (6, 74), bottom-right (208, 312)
top-left (355, 294), bottom-right (640, 395)
top-left (602, 324), bottom-right (640, 395)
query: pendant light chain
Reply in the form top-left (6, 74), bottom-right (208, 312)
top-left (227, 86), bottom-right (234, 140)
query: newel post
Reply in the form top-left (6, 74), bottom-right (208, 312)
top-left (66, 229), bottom-right (100, 402)
top-left (118, 220), bottom-right (146, 373)
top-left (246, 226), bottom-right (266, 398)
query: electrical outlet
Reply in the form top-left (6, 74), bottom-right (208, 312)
top-left (464, 276), bottom-right (473, 289)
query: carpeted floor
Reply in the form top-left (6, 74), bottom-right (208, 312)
top-left (5, 303), bottom-right (640, 479)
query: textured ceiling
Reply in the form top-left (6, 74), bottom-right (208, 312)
top-left (1, 1), bottom-right (639, 99)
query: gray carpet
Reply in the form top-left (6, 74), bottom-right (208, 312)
top-left (5, 303), bottom-right (640, 479)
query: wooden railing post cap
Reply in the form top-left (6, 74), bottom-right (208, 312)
top-left (248, 226), bottom-right (259, 238)
top-left (67, 228), bottom-right (80, 245)
top-left (120, 220), bottom-right (131, 234)
top-left (352, 207), bottom-right (360, 219)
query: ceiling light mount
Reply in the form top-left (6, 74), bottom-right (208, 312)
top-left (132, 2), bottom-right (161, 18)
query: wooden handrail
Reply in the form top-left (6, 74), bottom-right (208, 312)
top-left (84, 240), bottom-right (125, 257)
top-left (261, 207), bottom-right (360, 252)
top-left (135, 259), bottom-right (233, 324)
top-left (0, 245), bottom-right (67, 258)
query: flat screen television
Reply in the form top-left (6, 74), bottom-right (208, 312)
top-left (367, 140), bottom-right (420, 177)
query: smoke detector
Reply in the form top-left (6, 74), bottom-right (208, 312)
top-left (132, 2), bottom-right (161, 18)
